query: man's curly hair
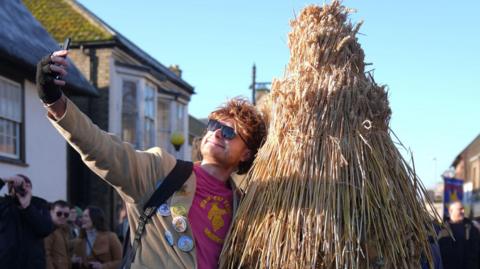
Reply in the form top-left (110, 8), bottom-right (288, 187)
top-left (208, 97), bottom-right (267, 174)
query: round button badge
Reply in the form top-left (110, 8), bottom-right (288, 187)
top-left (171, 205), bottom-right (187, 216)
top-left (178, 235), bottom-right (194, 252)
top-left (158, 203), bottom-right (171, 217)
top-left (172, 216), bottom-right (188, 233)
top-left (164, 230), bottom-right (174, 246)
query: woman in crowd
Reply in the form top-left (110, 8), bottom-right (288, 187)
top-left (71, 206), bottom-right (122, 269)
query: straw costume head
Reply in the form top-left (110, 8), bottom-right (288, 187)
top-left (220, 1), bottom-right (437, 268)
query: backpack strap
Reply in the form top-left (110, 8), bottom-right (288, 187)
top-left (120, 159), bottom-right (193, 269)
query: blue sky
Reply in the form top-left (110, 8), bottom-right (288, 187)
top-left (78, 0), bottom-right (479, 188)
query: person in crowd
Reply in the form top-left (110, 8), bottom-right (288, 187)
top-left (68, 205), bottom-right (83, 239)
top-left (0, 174), bottom-right (54, 269)
top-left (421, 219), bottom-right (443, 269)
top-left (71, 206), bottom-right (122, 269)
top-left (36, 47), bottom-right (266, 268)
top-left (115, 203), bottom-right (128, 244)
top-left (438, 201), bottom-right (479, 269)
top-left (45, 200), bottom-right (72, 269)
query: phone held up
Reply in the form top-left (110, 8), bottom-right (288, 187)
top-left (55, 37), bottom-right (71, 80)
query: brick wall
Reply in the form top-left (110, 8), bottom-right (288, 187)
top-left (67, 47), bottom-right (118, 229)
top-left (69, 47), bottom-right (112, 129)
top-left (68, 49), bottom-right (90, 80)
top-left (96, 48), bottom-right (111, 89)
top-left (465, 137), bottom-right (480, 188)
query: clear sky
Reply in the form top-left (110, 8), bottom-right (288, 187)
top-left (78, 0), bottom-right (479, 188)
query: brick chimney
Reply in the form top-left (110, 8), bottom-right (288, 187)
top-left (169, 64), bottom-right (182, 78)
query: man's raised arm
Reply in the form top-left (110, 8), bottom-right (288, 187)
top-left (35, 50), bottom-right (175, 201)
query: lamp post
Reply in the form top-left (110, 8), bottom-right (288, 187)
top-left (251, 64), bottom-right (256, 105)
top-left (250, 64), bottom-right (271, 105)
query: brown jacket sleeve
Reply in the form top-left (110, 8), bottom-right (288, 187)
top-left (44, 233), bottom-right (55, 269)
top-left (101, 232), bottom-right (123, 269)
top-left (45, 229), bottom-right (71, 269)
top-left (48, 98), bottom-right (176, 203)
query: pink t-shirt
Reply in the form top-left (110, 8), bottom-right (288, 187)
top-left (189, 164), bottom-right (234, 269)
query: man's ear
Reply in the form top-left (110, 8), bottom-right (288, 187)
top-left (240, 149), bottom-right (252, 162)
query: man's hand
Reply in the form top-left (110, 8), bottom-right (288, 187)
top-left (36, 50), bottom-right (68, 104)
top-left (16, 181), bottom-right (32, 209)
top-left (89, 261), bottom-right (103, 269)
top-left (2, 175), bottom-right (23, 187)
top-left (2, 176), bottom-right (32, 208)
top-left (71, 255), bottom-right (82, 264)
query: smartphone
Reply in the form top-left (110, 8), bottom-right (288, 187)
top-left (62, 37), bottom-right (71, 51)
top-left (55, 37), bottom-right (71, 80)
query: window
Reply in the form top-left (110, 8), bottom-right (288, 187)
top-left (0, 76), bottom-right (22, 160)
top-left (175, 102), bottom-right (185, 133)
top-left (121, 80), bottom-right (138, 147)
top-left (144, 84), bottom-right (156, 149)
top-left (473, 166), bottom-right (478, 186)
top-left (157, 98), bottom-right (170, 149)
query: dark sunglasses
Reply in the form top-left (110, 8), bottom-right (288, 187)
top-left (56, 211), bottom-right (70, 218)
top-left (207, 119), bottom-right (249, 147)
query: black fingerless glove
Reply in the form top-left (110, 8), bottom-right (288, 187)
top-left (36, 54), bottom-right (63, 104)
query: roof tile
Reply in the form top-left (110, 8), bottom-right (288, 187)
top-left (23, 0), bottom-right (112, 42)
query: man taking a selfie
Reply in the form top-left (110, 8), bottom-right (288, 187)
top-left (36, 47), bottom-right (266, 268)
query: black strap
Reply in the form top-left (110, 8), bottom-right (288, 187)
top-left (85, 235), bottom-right (103, 262)
top-left (120, 159), bottom-right (193, 269)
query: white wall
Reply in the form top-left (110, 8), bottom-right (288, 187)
top-left (0, 81), bottom-right (67, 202)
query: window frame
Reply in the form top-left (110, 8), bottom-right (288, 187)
top-left (156, 94), bottom-right (172, 151)
top-left (143, 83), bottom-right (156, 149)
top-left (0, 73), bottom-right (26, 166)
top-left (121, 79), bottom-right (140, 148)
top-left (175, 101), bottom-right (186, 134)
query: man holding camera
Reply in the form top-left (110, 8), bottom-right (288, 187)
top-left (0, 175), bottom-right (55, 269)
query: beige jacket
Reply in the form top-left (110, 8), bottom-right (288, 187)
top-left (49, 99), bottom-right (241, 269)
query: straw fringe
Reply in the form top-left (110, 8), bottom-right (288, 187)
top-left (220, 1), bottom-right (438, 268)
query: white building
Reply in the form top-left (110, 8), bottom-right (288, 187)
top-left (25, 0), bottom-right (195, 225)
top-left (0, 0), bottom-right (97, 202)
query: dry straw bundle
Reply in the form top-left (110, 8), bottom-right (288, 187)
top-left (220, 1), bottom-right (437, 268)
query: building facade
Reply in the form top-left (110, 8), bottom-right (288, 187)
top-left (0, 0), bottom-right (97, 202)
top-left (451, 134), bottom-right (480, 217)
top-left (25, 0), bottom-right (195, 226)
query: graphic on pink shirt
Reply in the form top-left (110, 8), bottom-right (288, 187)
top-left (201, 195), bottom-right (231, 243)
top-left (189, 164), bottom-right (233, 269)
top-left (209, 202), bottom-right (227, 231)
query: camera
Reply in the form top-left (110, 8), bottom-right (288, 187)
top-left (13, 184), bottom-right (26, 196)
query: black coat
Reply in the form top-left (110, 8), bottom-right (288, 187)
top-left (438, 218), bottom-right (480, 269)
top-left (0, 181), bottom-right (54, 269)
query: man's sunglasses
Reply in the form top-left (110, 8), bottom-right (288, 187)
top-left (207, 119), bottom-right (249, 147)
top-left (56, 211), bottom-right (70, 218)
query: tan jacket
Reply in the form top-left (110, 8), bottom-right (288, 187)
top-left (71, 231), bottom-right (122, 269)
top-left (45, 225), bottom-right (71, 269)
top-left (49, 99), bottom-right (241, 268)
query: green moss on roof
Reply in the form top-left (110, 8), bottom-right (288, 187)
top-left (23, 0), bottom-right (113, 43)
